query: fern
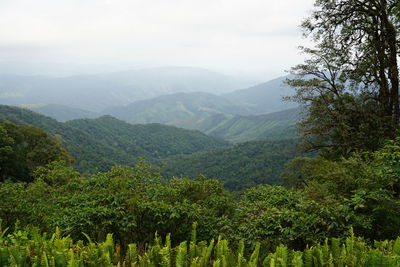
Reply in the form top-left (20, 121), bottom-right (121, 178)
top-left (291, 251), bottom-right (303, 267)
top-left (304, 247), bottom-right (313, 267)
top-left (249, 242), bottom-right (260, 266)
top-left (200, 239), bottom-right (214, 267)
top-left (1, 226), bottom-right (400, 266)
top-left (127, 243), bottom-right (138, 267)
top-left (175, 241), bottom-right (187, 267)
top-left (393, 237), bottom-right (400, 256)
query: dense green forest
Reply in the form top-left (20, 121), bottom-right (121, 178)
top-left (1, 137), bottom-right (400, 265)
top-left (178, 108), bottom-right (300, 143)
top-left (1, 0), bottom-right (399, 266)
top-left (65, 115), bottom-right (228, 159)
top-left (24, 92), bottom-right (299, 144)
top-left (0, 105), bottom-right (228, 173)
top-left (0, 105), bottom-right (297, 190)
top-left (163, 139), bottom-right (301, 191)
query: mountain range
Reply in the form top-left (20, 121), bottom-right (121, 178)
top-left (0, 68), bottom-right (303, 188)
top-left (25, 102), bottom-right (300, 143)
top-left (102, 75), bottom-right (297, 122)
top-left (0, 66), bottom-right (253, 112)
top-left (188, 108), bottom-right (301, 143)
top-left (5, 71), bottom-right (300, 143)
top-left (0, 105), bottom-right (304, 190)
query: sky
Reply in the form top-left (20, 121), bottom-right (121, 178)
top-left (0, 0), bottom-right (315, 80)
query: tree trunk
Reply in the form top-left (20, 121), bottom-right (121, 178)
top-left (382, 3), bottom-right (400, 135)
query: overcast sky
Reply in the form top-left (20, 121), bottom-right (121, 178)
top-left (0, 0), bottom-right (314, 79)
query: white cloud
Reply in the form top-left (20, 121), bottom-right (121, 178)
top-left (0, 0), bottom-right (315, 77)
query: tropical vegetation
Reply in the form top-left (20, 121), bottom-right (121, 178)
top-left (0, 0), bottom-right (399, 266)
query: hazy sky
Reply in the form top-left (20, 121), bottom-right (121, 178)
top-left (0, 0), bottom-right (314, 79)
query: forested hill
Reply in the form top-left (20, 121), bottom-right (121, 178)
top-left (0, 105), bottom-right (134, 172)
top-left (180, 107), bottom-right (301, 143)
top-left (222, 75), bottom-right (298, 114)
top-left (162, 138), bottom-right (301, 191)
top-left (0, 105), bottom-right (228, 173)
top-left (66, 115), bottom-right (229, 158)
top-left (102, 92), bottom-right (254, 124)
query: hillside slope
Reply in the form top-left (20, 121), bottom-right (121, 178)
top-left (0, 105), bottom-right (228, 172)
top-left (222, 75), bottom-right (298, 114)
top-left (102, 92), bottom-right (255, 124)
top-left (163, 139), bottom-right (301, 191)
top-left (0, 105), bottom-right (134, 172)
top-left (66, 115), bottom-right (229, 159)
top-left (179, 108), bottom-right (301, 143)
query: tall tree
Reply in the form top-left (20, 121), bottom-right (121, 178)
top-left (287, 0), bottom-right (400, 157)
top-left (0, 122), bottom-right (72, 182)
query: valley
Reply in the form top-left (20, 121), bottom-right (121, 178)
top-left (0, 69), bottom-right (301, 189)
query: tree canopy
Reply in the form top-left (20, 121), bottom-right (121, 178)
top-left (287, 0), bottom-right (400, 158)
top-left (0, 122), bottom-right (72, 182)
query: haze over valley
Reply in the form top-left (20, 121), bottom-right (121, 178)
top-left (0, 65), bottom-right (302, 189)
top-left (0, 0), bottom-right (309, 188)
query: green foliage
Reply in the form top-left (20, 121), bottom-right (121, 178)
top-left (0, 125), bottom-right (14, 171)
top-left (2, 2), bottom-right (400, 264)
top-left (226, 185), bottom-right (357, 252)
top-left (0, 105), bottom-right (302, 192)
top-left (281, 157), bottom-right (356, 192)
top-left (66, 115), bottom-right (229, 160)
top-left (5, 129), bottom-right (400, 253)
top-left (0, 105), bottom-right (228, 174)
top-left (0, 160), bottom-right (233, 248)
top-left (180, 108), bottom-right (301, 143)
top-left (2, 107), bottom-right (400, 258)
top-left (163, 139), bottom-right (302, 191)
top-left (281, 157), bottom-right (327, 188)
top-left (283, 138), bottom-right (400, 241)
top-left (0, 105), bottom-right (135, 173)
top-left (0, 121), bottom-right (72, 182)
top-left (34, 161), bottom-right (80, 186)
top-left (1, 227), bottom-right (400, 267)
top-left (286, 0), bottom-right (400, 158)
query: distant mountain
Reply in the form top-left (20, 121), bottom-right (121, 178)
top-left (102, 92), bottom-right (255, 124)
top-left (103, 91), bottom-right (301, 143)
top-left (0, 61), bottom-right (137, 77)
top-left (181, 108), bottom-right (301, 143)
top-left (222, 75), bottom-right (298, 114)
top-left (0, 67), bottom-right (252, 112)
top-left (21, 104), bottom-right (99, 122)
top-left (0, 105), bottom-right (228, 173)
top-left (163, 139), bottom-right (301, 191)
top-left (101, 75), bottom-right (299, 128)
